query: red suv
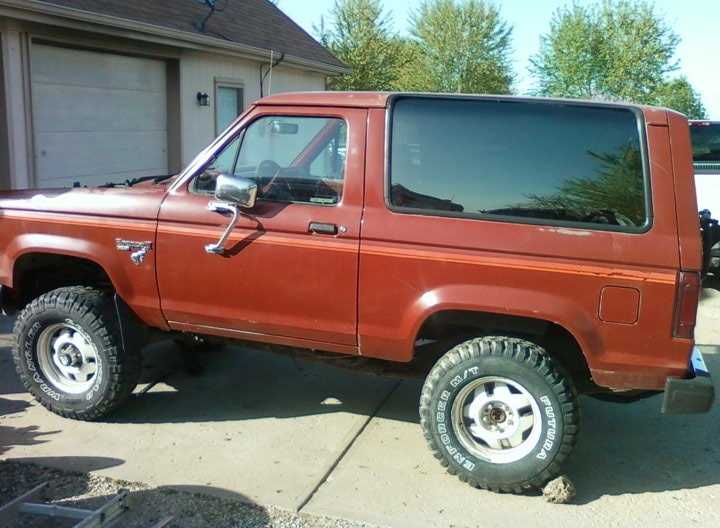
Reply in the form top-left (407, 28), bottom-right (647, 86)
top-left (0, 93), bottom-right (712, 493)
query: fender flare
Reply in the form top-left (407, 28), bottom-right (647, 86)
top-left (402, 283), bottom-right (603, 369)
top-left (3, 233), bottom-right (131, 292)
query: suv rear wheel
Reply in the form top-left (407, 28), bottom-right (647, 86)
top-left (12, 287), bottom-right (141, 421)
top-left (420, 336), bottom-right (579, 493)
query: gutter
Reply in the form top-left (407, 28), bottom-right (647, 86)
top-left (0, 0), bottom-right (351, 75)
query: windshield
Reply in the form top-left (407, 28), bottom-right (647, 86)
top-left (690, 123), bottom-right (720, 163)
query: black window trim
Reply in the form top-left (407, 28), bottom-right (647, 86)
top-left (188, 113), bottom-right (350, 207)
top-left (384, 93), bottom-right (654, 234)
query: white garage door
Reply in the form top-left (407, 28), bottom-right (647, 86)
top-left (31, 44), bottom-right (168, 188)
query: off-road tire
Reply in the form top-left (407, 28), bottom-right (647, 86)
top-left (419, 336), bottom-right (579, 493)
top-left (12, 286), bottom-right (141, 421)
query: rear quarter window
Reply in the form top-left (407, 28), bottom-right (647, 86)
top-left (388, 96), bottom-right (650, 232)
top-left (690, 123), bottom-right (720, 164)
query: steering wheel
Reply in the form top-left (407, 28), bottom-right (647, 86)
top-left (256, 160), bottom-right (293, 201)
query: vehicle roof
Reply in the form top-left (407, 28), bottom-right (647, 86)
top-left (257, 91), bottom-right (664, 112)
top-left (258, 92), bottom-right (392, 108)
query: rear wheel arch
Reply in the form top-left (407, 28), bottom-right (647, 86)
top-left (412, 307), bottom-right (596, 393)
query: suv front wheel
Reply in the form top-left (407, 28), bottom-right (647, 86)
top-left (420, 336), bottom-right (579, 493)
top-left (12, 287), bottom-right (141, 421)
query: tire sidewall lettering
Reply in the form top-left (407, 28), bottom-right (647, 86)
top-left (536, 395), bottom-right (557, 461)
top-left (19, 314), bottom-right (106, 405)
top-left (432, 362), bottom-right (562, 476)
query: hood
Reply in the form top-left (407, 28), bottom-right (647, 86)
top-left (0, 181), bottom-right (172, 220)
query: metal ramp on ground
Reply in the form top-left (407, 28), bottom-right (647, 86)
top-left (0, 482), bottom-right (173, 527)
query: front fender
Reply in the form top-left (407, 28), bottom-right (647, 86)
top-left (0, 229), bottom-right (166, 330)
top-left (3, 233), bottom-right (131, 290)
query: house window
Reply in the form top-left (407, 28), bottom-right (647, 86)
top-left (215, 83), bottom-right (244, 135)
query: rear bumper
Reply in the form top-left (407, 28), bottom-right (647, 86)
top-left (662, 347), bottom-right (715, 414)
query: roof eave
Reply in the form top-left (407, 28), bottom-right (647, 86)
top-left (0, 0), bottom-right (351, 75)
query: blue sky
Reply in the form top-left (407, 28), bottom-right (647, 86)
top-left (277, 0), bottom-right (719, 119)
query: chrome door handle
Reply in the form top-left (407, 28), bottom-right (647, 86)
top-left (308, 222), bottom-right (338, 235)
top-left (205, 201), bottom-right (239, 255)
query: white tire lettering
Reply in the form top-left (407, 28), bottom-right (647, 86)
top-left (536, 395), bottom-right (557, 460)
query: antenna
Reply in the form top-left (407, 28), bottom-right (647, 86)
top-left (260, 51), bottom-right (284, 98)
top-left (193, 0), bottom-right (229, 33)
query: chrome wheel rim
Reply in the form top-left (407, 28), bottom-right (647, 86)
top-left (451, 376), bottom-right (542, 464)
top-left (36, 323), bottom-right (99, 394)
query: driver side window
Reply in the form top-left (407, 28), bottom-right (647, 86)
top-left (192, 116), bottom-right (347, 206)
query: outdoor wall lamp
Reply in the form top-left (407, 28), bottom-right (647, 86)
top-left (197, 92), bottom-right (210, 107)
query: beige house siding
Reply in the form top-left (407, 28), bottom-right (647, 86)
top-left (0, 36), bottom-right (9, 190)
top-left (0, 16), bottom-right (332, 189)
top-left (0, 29), bottom-right (32, 189)
top-left (179, 50), bottom-right (326, 166)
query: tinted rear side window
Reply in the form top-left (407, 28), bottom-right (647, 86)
top-left (690, 123), bottom-right (720, 163)
top-left (389, 97), bottom-right (649, 230)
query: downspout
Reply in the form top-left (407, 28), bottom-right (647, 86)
top-left (259, 51), bottom-right (285, 98)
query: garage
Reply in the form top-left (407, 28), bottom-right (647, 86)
top-left (30, 44), bottom-right (168, 188)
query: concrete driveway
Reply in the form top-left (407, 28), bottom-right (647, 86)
top-left (2, 281), bottom-right (720, 528)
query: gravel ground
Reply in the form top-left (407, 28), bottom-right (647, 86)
top-left (0, 461), bottom-right (381, 528)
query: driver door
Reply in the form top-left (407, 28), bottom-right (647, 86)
top-left (156, 106), bottom-right (367, 350)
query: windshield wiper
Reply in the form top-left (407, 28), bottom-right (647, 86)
top-left (124, 174), bottom-right (176, 187)
top-left (153, 174), bottom-right (176, 184)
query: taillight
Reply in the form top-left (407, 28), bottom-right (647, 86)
top-left (673, 271), bottom-right (701, 339)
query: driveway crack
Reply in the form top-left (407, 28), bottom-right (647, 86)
top-left (296, 380), bottom-right (403, 513)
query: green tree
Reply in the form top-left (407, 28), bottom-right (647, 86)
top-left (652, 77), bottom-right (707, 119)
top-left (317, 0), bottom-right (401, 91)
top-left (530, 0), bottom-right (706, 117)
top-left (525, 145), bottom-right (645, 226)
top-left (392, 39), bottom-right (433, 91)
top-left (407, 0), bottom-right (514, 94)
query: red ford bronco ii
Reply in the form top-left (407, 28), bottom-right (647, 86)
top-left (0, 93), bottom-right (713, 493)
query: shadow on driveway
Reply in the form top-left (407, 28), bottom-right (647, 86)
top-left (0, 398), bottom-right (58, 457)
top-left (111, 341), bottom-right (720, 503)
top-left (0, 316), bottom-right (24, 396)
top-left (0, 317), bottom-right (12, 334)
top-left (566, 394), bottom-right (720, 503)
top-left (109, 341), bottom-right (407, 425)
top-left (704, 274), bottom-right (720, 293)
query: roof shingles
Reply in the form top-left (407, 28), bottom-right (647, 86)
top-left (36, 0), bottom-right (345, 69)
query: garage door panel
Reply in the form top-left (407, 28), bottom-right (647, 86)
top-left (33, 83), bottom-right (167, 133)
top-left (31, 45), bottom-right (166, 92)
top-left (35, 131), bottom-right (168, 184)
top-left (31, 44), bottom-right (168, 188)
